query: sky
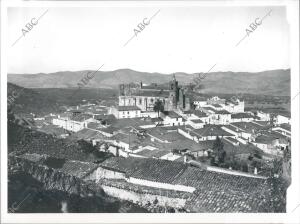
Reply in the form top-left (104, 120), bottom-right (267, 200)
top-left (7, 5), bottom-right (290, 74)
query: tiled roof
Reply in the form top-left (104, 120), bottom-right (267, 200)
top-left (193, 125), bottom-right (234, 137)
top-left (101, 157), bottom-right (188, 184)
top-left (147, 128), bottom-right (185, 142)
top-left (163, 111), bottom-right (182, 118)
top-left (231, 122), bottom-right (266, 133)
top-left (110, 118), bottom-right (154, 129)
top-left (72, 128), bottom-right (106, 140)
top-left (212, 104), bottom-right (222, 108)
top-left (134, 149), bottom-right (169, 158)
top-left (190, 119), bottom-right (203, 124)
top-left (279, 123), bottom-right (291, 131)
top-left (151, 117), bottom-right (163, 122)
top-left (215, 109), bottom-right (231, 115)
top-left (58, 160), bottom-right (98, 178)
top-left (232, 113), bottom-right (254, 119)
top-left (100, 157), bottom-right (272, 212)
top-left (71, 114), bottom-right (93, 122)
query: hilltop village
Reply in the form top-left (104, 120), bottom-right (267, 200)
top-left (9, 76), bottom-right (291, 212)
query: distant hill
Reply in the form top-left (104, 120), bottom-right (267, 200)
top-left (8, 68), bottom-right (290, 96)
top-left (7, 83), bottom-right (61, 115)
top-left (7, 83), bottom-right (118, 115)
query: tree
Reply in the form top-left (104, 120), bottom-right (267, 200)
top-left (153, 100), bottom-right (164, 116)
top-left (212, 136), bottom-right (226, 165)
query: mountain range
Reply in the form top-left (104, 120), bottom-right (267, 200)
top-left (8, 68), bottom-right (290, 96)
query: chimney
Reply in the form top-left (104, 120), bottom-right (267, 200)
top-left (254, 167), bottom-right (258, 175)
top-left (184, 155), bottom-right (187, 163)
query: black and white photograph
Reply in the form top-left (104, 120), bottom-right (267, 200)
top-left (1, 0), bottom-right (299, 223)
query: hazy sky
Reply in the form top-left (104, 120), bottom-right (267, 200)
top-left (8, 5), bottom-right (289, 74)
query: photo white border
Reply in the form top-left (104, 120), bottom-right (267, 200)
top-left (1, 0), bottom-right (299, 223)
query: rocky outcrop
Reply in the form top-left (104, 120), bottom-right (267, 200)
top-left (9, 156), bottom-right (104, 197)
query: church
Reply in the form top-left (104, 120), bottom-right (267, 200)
top-left (118, 75), bottom-right (190, 112)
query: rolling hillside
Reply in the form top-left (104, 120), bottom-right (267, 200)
top-left (8, 69), bottom-right (290, 96)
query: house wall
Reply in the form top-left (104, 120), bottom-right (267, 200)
top-left (140, 111), bottom-right (159, 118)
top-left (53, 118), bottom-right (85, 132)
top-left (186, 120), bottom-right (205, 129)
top-left (101, 185), bottom-right (187, 208)
top-left (231, 117), bottom-right (254, 123)
top-left (92, 167), bottom-right (126, 180)
top-left (194, 101), bottom-right (207, 108)
top-left (118, 110), bottom-right (141, 119)
top-left (119, 96), bottom-right (166, 112)
top-left (163, 116), bottom-right (185, 126)
top-left (221, 127), bottom-right (239, 137)
top-left (208, 114), bottom-right (231, 125)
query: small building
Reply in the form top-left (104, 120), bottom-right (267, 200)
top-left (161, 111), bottom-right (185, 126)
top-left (186, 119), bottom-right (205, 129)
top-left (224, 98), bottom-right (245, 113)
top-left (275, 114), bottom-right (291, 125)
top-left (231, 113), bottom-right (255, 122)
top-left (252, 133), bottom-right (289, 155)
top-left (256, 111), bottom-right (271, 121)
top-left (52, 114), bottom-right (96, 132)
top-left (110, 106), bottom-right (141, 119)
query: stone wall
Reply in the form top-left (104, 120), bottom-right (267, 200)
top-left (102, 185), bottom-right (186, 208)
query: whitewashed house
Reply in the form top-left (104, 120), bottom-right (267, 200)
top-left (110, 106), bottom-right (141, 119)
top-left (275, 114), bottom-right (291, 125)
top-left (52, 114), bottom-right (96, 132)
top-left (161, 111), bottom-right (185, 126)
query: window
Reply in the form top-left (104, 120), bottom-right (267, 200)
top-left (150, 98), bottom-right (154, 103)
top-left (123, 112), bottom-right (125, 115)
top-left (127, 111), bottom-right (130, 114)
top-left (139, 98), bottom-right (142, 104)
